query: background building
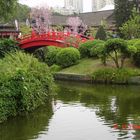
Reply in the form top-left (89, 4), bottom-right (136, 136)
top-left (92, 0), bottom-right (114, 11)
top-left (64, 0), bottom-right (83, 13)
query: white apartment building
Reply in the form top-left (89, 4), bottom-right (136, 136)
top-left (64, 0), bottom-right (83, 13)
top-left (92, 0), bottom-right (114, 11)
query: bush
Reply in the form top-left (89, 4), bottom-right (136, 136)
top-left (90, 43), bottom-right (105, 58)
top-left (56, 48), bottom-right (80, 68)
top-left (33, 46), bottom-right (61, 66)
top-left (0, 51), bottom-right (54, 122)
top-left (79, 40), bottom-right (104, 58)
top-left (95, 25), bottom-right (107, 40)
top-left (92, 68), bottom-right (140, 84)
top-left (45, 46), bottom-right (61, 66)
top-left (133, 40), bottom-right (140, 67)
top-left (50, 64), bottom-right (62, 73)
top-left (127, 39), bottom-right (139, 46)
top-left (0, 39), bottom-right (19, 58)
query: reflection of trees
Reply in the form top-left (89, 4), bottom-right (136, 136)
top-left (0, 102), bottom-right (53, 140)
top-left (57, 82), bottom-right (140, 129)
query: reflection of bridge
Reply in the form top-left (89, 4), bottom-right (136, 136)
top-left (18, 31), bottom-right (93, 50)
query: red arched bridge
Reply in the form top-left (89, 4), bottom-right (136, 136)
top-left (18, 31), bottom-right (94, 50)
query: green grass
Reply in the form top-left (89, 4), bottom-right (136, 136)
top-left (59, 58), bottom-right (104, 75)
top-left (59, 58), bottom-right (140, 75)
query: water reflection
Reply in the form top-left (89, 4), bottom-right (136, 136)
top-left (56, 81), bottom-right (140, 140)
top-left (0, 102), bottom-right (53, 140)
top-left (1, 82), bottom-right (140, 140)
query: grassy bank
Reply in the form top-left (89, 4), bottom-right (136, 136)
top-left (57, 58), bottom-right (140, 84)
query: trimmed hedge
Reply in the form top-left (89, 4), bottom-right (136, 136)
top-left (0, 51), bottom-right (54, 122)
top-left (56, 48), bottom-right (80, 68)
top-left (79, 40), bottom-right (104, 58)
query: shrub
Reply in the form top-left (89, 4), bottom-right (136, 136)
top-left (56, 48), bottom-right (80, 68)
top-left (50, 64), bottom-right (62, 73)
top-left (133, 40), bottom-right (140, 67)
top-left (45, 46), bottom-right (61, 66)
top-left (95, 25), bottom-right (107, 40)
top-left (92, 68), bottom-right (140, 84)
top-left (33, 46), bottom-right (61, 66)
top-left (127, 39), bottom-right (139, 46)
top-left (33, 47), bottom-right (47, 62)
top-left (0, 39), bottom-right (19, 58)
top-left (79, 40), bottom-right (104, 58)
top-left (0, 51), bottom-right (54, 122)
top-left (90, 43), bottom-right (105, 58)
top-left (104, 38), bottom-right (128, 68)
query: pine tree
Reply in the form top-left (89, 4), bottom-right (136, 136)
top-left (95, 26), bottom-right (107, 40)
top-left (114, 0), bottom-right (135, 28)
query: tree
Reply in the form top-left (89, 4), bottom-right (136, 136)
top-left (66, 17), bottom-right (87, 34)
top-left (114, 0), bottom-right (135, 29)
top-left (14, 3), bottom-right (31, 22)
top-left (104, 38), bottom-right (128, 68)
top-left (119, 9), bottom-right (140, 39)
top-left (0, 0), bottom-right (18, 21)
top-left (30, 7), bottom-right (52, 34)
top-left (95, 25), bottom-right (107, 40)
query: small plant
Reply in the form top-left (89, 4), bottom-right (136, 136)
top-left (56, 48), bottom-right (80, 68)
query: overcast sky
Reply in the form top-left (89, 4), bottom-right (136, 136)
top-left (19, 0), bottom-right (92, 12)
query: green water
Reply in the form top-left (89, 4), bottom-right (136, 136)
top-left (1, 81), bottom-right (140, 140)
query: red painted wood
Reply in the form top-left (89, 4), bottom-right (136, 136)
top-left (18, 31), bottom-right (94, 49)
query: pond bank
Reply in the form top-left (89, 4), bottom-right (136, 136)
top-left (54, 72), bottom-right (140, 85)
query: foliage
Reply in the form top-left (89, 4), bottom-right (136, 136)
top-left (0, 51), bottom-right (54, 122)
top-left (45, 46), bottom-right (61, 66)
top-left (0, 0), bottom-right (18, 21)
top-left (0, 39), bottom-right (20, 58)
top-left (20, 25), bottom-right (32, 35)
top-left (33, 47), bottom-right (47, 62)
top-left (92, 68), bottom-right (140, 84)
top-left (56, 48), bottom-right (80, 68)
top-left (34, 46), bottom-right (61, 66)
top-left (50, 64), bottom-right (62, 73)
top-left (95, 26), bottom-right (107, 40)
top-left (120, 9), bottom-right (140, 39)
top-left (79, 40), bottom-right (104, 58)
top-left (104, 38), bottom-right (128, 68)
top-left (127, 39), bottom-right (139, 46)
top-left (90, 43), bottom-right (105, 58)
top-left (14, 3), bottom-right (31, 22)
top-left (114, 0), bottom-right (135, 29)
top-left (133, 40), bottom-right (140, 67)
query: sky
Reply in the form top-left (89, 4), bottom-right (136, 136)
top-left (19, 0), bottom-right (92, 12)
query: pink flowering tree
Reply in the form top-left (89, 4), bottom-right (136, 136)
top-left (66, 16), bottom-right (87, 35)
top-left (30, 7), bottom-right (52, 34)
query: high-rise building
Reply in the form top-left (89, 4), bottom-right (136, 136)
top-left (92, 0), bottom-right (114, 11)
top-left (64, 0), bottom-right (83, 13)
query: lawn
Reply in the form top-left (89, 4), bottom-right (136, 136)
top-left (59, 58), bottom-right (138, 75)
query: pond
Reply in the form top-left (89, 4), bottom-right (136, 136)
top-left (1, 81), bottom-right (140, 140)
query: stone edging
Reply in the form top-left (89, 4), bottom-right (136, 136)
top-left (54, 73), bottom-right (140, 85)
